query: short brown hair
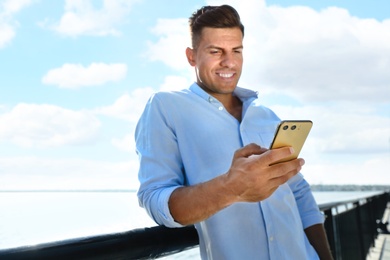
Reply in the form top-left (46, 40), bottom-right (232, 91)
top-left (189, 5), bottom-right (244, 49)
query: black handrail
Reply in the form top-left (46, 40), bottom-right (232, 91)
top-left (0, 226), bottom-right (198, 260)
top-left (0, 192), bottom-right (389, 260)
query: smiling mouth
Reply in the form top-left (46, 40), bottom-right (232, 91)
top-left (218, 73), bottom-right (234, 78)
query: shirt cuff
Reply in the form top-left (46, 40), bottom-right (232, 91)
top-left (156, 186), bottom-right (186, 228)
top-left (301, 211), bottom-right (326, 229)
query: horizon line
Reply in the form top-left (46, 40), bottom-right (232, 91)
top-left (0, 189), bottom-right (138, 192)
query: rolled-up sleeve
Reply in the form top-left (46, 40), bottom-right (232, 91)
top-left (135, 93), bottom-right (185, 228)
top-left (288, 173), bottom-right (325, 229)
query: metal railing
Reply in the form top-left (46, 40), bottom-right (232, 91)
top-left (321, 191), bottom-right (389, 260)
top-left (0, 191), bottom-right (389, 260)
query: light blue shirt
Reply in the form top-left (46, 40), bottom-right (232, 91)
top-left (136, 83), bottom-right (324, 259)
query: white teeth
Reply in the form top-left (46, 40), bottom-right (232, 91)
top-left (219, 73), bottom-right (233, 78)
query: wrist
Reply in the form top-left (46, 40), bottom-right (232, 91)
top-left (219, 172), bottom-right (242, 205)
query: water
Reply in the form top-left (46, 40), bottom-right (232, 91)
top-left (0, 191), bottom-right (381, 259)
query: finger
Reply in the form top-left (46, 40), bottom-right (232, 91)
top-left (234, 143), bottom-right (267, 159)
top-left (267, 174), bottom-right (295, 191)
top-left (262, 165), bottom-right (303, 193)
top-left (260, 147), bottom-right (295, 166)
top-left (269, 158), bottom-right (305, 179)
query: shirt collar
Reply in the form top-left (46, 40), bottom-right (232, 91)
top-left (189, 82), bottom-right (258, 103)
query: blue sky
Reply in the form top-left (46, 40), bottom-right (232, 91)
top-left (0, 0), bottom-right (389, 190)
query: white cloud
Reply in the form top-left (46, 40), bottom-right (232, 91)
top-left (1, 0), bottom-right (33, 14)
top-left (146, 18), bottom-right (191, 71)
top-left (238, 3), bottom-right (390, 103)
top-left (0, 0), bottom-right (34, 48)
top-left (0, 103), bottom-right (101, 147)
top-left (112, 133), bottom-right (134, 152)
top-left (96, 77), bottom-right (192, 124)
top-left (95, 87), bottom-right (155, 122)
top-left (159, 75), bottom-right (194, 91)
top-left (51, 0), bottom-right (139, 37)
top-left (42, 63), bottom-right (127, 89)
top-left (0, 22), bottom-right (15, 48)
top-left (270, 103), bottom-right (390, 155)
top-left (0, 156), bottom-right (140, 190)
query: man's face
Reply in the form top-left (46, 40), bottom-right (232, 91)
top-left (186, 27), bottom-right (243, 97)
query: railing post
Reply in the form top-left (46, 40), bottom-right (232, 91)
top-left (323, 208), bottom-right (337, 259)
top-left (354, 201), bottom-right (365, 260)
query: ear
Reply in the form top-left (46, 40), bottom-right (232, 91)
top-left (186, 47), bottom-right (196, 66)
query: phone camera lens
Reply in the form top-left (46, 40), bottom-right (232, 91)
top-left (283, 125), bottom-right (288, 130)
top-left (291, 125), bottom-right (297, 130)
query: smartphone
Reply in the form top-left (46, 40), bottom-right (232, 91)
top-left (269, 120), bottom-right (313, 164)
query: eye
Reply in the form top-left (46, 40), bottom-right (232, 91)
top-left (210, 49), bottom-right (221, 54)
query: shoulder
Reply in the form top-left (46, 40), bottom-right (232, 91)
top-left (150, 89), bottom-right (192, 102)
top-left (140, 88), bottom-right (194, 120)
top-left (145, 89), bottom-right (198, 112)
top-left (249, 99), bottom-right (280, 120)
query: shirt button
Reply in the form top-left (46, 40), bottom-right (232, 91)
top-left (218, 106), bottom-right (223, 110)
top-left (269, 236), bottom-right (274, 242)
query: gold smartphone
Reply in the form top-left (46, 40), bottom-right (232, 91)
top-left (269, 120), bottom-right (313, 164)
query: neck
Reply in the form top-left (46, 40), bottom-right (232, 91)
top-left (196, 82), bottom-right (243, 121)
top-left (213, 93), bottom-right (242, 122)
top-left (226, 95), bottom-right (243, 122)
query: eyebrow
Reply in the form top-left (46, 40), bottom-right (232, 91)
top-left (206, 45), bottom-right (244, 51)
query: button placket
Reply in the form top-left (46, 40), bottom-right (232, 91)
top-left (208, 96), bottom-right (224, 111)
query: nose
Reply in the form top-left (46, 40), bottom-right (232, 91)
top-left (220, 52), bottom-right (236, 68)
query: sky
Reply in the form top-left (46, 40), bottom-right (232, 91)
top-left (0, 0), bottom-right (389, 190)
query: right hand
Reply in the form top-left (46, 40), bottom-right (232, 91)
top-left (224, 143), bottom-right (304, 203)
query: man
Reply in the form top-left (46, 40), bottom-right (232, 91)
top-left (136, 5), bottom-right (333, 259)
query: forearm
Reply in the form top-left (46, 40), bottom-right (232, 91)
top-left (169, 144), bottom-right (303, 225)
top-left (169, 173), bottom-right (237, 225)
top-left (305, 224), bottom-right (333, 260)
